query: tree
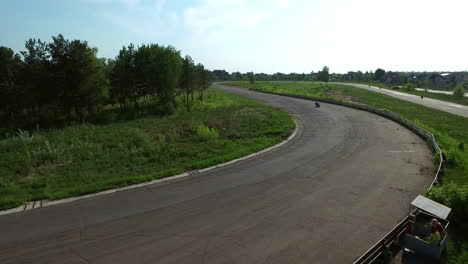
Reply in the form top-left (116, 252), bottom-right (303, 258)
top-left (0, 46), bottom-right (23, 119)
top-left (195, 63), bottom-right (210, 101)
top-left (247, 72), bottom-right (255, 84)
top-left (134, 44), bottom-right (182, 114)
top-left (180, 55), bottom-right (196, 111)
top-left (20, 39), bottom-right (53, 118)
top-left (212, 70), bottom-right (229, 80)
top-left (111, 44), bottom-right (139, 111)
top-left (48, 34), bottom-right (109, 119)
top-left (454, 84), bottom-right (465, 98)
top-left (318, 66), bottom-right (329, 83)
top-left (374, 68), bottom-right (386, 81)
top-left (404, 82), bottom-right (416, 91)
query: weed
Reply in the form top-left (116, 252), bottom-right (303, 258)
top-left (196, 124), bottom-right (219, 141)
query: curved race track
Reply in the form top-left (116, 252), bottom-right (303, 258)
top-left (0, 84), bottom-right (433, 264)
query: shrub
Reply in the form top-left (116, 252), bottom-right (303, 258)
top-left (427, 182), bottom-right (468, 223)
top-left (404, 82), bottom-right (417, 91)
top-left (454, 84), bottom-right (465, 98)
top-left (196, 124), bottom-right (219, 141)
top-left (125, 128), bottom-right (152, 149)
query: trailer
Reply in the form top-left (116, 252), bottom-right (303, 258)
top-left (403, 195), bottom-right (451, 259)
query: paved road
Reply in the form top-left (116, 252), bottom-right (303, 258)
top-left (0, 84), bottom-right (433, 264)
top-left (414, 87), bottom-right (468, 97)
top-left (337, 82), bottom-right (468, 118)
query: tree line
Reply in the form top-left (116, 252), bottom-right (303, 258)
top-left (213, 66), bottom-right (331, 82)
top-left (0, 35), bottom-right (212, 132)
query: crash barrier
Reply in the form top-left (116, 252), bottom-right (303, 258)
top-left (251, 89), bottom-right (445, 264)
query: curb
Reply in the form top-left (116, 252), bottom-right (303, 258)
top-left (0, 117), bottom-right (299, 216)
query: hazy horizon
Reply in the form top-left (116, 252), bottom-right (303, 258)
top-left (2, 0), bottom-right (468, 74)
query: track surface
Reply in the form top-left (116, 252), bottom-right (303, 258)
top-left (337, 82), bottom-right (468, 118)
top-left (0, 84), bottom-right (433, 264)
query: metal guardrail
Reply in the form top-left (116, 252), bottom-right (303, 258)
top-left (252, 90), bottom-right (445, 264)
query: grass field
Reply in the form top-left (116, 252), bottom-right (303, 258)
top-left (225, 81), bottom-right (468, 264)
top-left (0, 88), bottom-right (294, 210)
top-left (338, 81), bottom-right (468, 106)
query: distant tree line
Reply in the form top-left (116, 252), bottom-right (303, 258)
top-left (212, 67), bottom-right (331, 82)
top-left (212, 70), bottom-right (318, 82)
top-left (212, 67), bottom-right (467, 95)
top-left (0, 35), bottom-right (212, 132)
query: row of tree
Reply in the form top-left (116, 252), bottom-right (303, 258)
top-left (212, 68), bottom-right (467, 92)
top-left (213, 66), bottom-right (332, 83)
top-left (0, 35), bottom-right (109, 122)
top-left (0, 35), bottom-right (212, 130)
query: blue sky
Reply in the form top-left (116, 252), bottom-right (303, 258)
top-left (2, 0), bottom-right (468, 73)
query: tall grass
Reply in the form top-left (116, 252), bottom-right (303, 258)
top-left (0, 88), bottom-right (294, 210)
top-left (196, 124), bottom-right (219, 141)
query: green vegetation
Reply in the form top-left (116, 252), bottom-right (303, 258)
top-left (0, 35), bottom-right (212, 136)
top-left (0, 36), bottom-right (296, 212)
top-left (248, 72), bottom-right (255, 84)
top-left (404, 82), bottom-right (417, 91)
top-left (317, 66), bottom-right (330, 83)
top-left (0, 88), bottom-right (294, 210)
top-left (224, 81), bottom-right (468, 263)
top-left (454, 84), bottom-right (465, 98)
top-left (374, 68), bottom-right (386, 81)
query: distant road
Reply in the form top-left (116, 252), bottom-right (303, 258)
top-left (414, 87), bottom-right (468, 97)
top-left (336, 82), bottom-right (468, 118)
top-left (0, 84), bottom-right (433, 264)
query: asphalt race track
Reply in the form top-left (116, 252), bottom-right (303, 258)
top-left (0, 84), bottom-right (434, 264)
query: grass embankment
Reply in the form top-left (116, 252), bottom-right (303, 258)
top-left (0, 88), bottom-right (294, 210)
top-left (338, 80), bottom-right (468, 106)
top-left (224, 81), bottom-right (468, 264)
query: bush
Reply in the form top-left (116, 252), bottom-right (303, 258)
top-left (196, 124), bottom-right (219, 141)
top-left (446, 242), bottom-right (468, 264)
top-left (404, 82), bottom-right (417, 91)
top-left (454, 84), bottom-right (465, 98)
top-left (444, 148), bottom-right (464, 167)
top-left (427, 182), bottom-right (468, 223)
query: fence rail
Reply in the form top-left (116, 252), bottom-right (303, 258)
top-left (253, 90), bottom-right (445, 264)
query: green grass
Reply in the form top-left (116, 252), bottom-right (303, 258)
top-left (0, 88), bottom-right (294, 210)
top-left (338, 80), bottom-right (468, 106)
top-left (225, 81), bottom-right (468, 264)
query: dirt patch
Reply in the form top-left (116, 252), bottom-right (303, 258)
top-left (237, 107), bottom-right (267, 120)
top-left (326, 91), bottom-right (361, 103)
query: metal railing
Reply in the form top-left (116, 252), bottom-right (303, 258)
top-left (252, 90), bottom-right (445, 264)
